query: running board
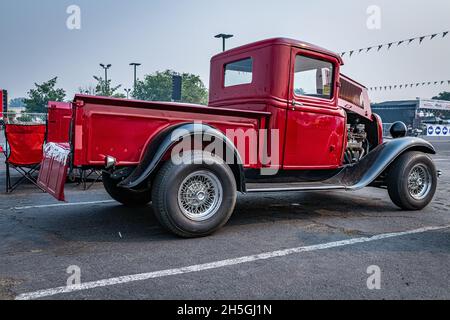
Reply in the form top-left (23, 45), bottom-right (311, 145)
top-left (246, 182), bottom-right (347, 193)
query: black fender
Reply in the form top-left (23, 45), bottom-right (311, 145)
top-left (118, 123), bottom-right (246, 192)
top-left (328, 137), bottom-right (436, 190)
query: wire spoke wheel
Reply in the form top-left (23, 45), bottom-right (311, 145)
top-left (178, 170), bottom-right (223, 222)
top-left (407, 164), bottom-right (432, 201)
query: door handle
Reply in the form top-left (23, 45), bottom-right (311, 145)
top-left (292, 101), bottom-right (304, 107)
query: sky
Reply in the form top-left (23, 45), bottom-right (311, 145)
top-left (0, 0), bottom-right (449, 103)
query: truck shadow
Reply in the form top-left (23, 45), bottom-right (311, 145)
top-left (33, 190), bottom-right (396, 243)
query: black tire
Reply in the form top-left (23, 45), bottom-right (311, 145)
top-left (152, 151), bottom-right (237, 238)
top-left (387, 151), bottom-right (437, 211)
top-left (102, 172), bottom-right (152, 207)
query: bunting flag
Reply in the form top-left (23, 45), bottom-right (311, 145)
top-left (340, 31), bottom-right (449, 58)
top-left (368, 80), bottom-right (450, 91)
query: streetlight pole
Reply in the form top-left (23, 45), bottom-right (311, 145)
top-left (130, 63), bottom-right (142, 90)
top-left (124, 88), bottom-right (131, 99)
top-left (100, 64), bottom-right (112, 94)
top-left (215, 34), bottom-right (234, 52)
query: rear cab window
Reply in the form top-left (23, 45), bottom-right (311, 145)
top-left (293, 55), bottom-right (334, 100)
top-left (224, 58), bottom-right (253, 87)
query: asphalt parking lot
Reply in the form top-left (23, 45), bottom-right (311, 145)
top-left (0, 137), bottom-right (449, 300)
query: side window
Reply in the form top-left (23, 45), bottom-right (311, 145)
top-left (293, 55), bottom-right (334, 99)
top-left (224, 58), bottom-right (253, 87)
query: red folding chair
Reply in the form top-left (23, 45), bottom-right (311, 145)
top-left (3, 124), bottom-right (46, 193)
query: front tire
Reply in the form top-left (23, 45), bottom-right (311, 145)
top-left (152, 151), bottom-right (237, 238)
top-left (387, 151), bottom-right (437, 210)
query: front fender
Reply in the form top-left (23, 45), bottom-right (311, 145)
top-left (118, 123), bottom-right (245, 191)
top-left (329, 137), bottom-right (436, 190)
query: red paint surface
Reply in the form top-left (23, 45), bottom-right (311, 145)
top-left (47, 102), bottom-right (73, 143)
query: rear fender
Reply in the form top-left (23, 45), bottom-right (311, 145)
top-left (118, 123), bottom-right (246, 192)
top-left (329, 137), bottom-right (436, 190)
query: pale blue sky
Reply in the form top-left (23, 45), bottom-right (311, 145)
top-left (0, 0), bottom-right (449, 102)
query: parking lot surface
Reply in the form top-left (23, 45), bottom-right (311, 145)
top-left (0, 138), bottom-right (449, 300)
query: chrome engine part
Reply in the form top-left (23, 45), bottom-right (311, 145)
top-left (346, 122), bottom-right (368, 164)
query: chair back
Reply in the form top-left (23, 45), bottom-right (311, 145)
top-left (5, 124), bottom-right (46, 165)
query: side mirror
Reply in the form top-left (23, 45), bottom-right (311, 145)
top-left (390, 122), bottom-right (407, 139)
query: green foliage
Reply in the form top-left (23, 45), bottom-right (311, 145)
top-left (93, 76), bottom-right (125, 98)
top-left (433, 92), bottom-right (450, 101)
top-left (9, 97), bottom-right (26, 108)
top-left (24, 77), bottom-right (66, 113)
top-left (133, 70), bottom-right (208, 105)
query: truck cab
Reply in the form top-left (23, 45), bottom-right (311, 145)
top-left (208, 38), bottom-right (380, 170)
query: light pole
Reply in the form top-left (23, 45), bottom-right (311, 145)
top-left (100, 64), bottom-right (112, 94)
top-left (124, 88), bottom-right (132, 99)
top-left (130, 63), bottom-right (141, 90)
top-left (215, 34), bottom-right (234, 52)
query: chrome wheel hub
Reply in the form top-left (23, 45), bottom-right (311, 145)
top-left (178, 171), bottom-right (223, 221)
top-left (407, 164), bottom-right (432, 200)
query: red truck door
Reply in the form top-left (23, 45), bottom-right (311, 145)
top-left (283, 49), bottom-right (346, 169)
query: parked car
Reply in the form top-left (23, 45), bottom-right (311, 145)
top-left (38, 38), bottom-right (439, 238)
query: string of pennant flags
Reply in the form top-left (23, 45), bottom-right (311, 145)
top-left (368, 80), bottom-right (450, 91)
top-left (340, 31), bottom-right (449, 58)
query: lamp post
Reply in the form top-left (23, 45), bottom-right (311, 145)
top-left (214, 34), bottom-right (234, 52)
top-left (130, 63), bottom-right (142, 90)
top-left (124, 88), bottom-right (132, 99)
top-left (100, 64), bottom-right (112, 94)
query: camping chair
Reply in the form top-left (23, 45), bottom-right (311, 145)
top-left (3, 123), bottom-right (46, 193)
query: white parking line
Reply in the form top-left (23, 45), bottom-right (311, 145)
top-left (15, 224), bottom-right (450, 300)
top-left (11, 200), bottom-right (115, 211)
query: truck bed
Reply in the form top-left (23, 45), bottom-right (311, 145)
top-left (71, 95), bottom-right (271, 168)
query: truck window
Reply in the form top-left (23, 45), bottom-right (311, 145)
top-left (293, 55), bottom-right (334, 99)
top-left (224, 58), bottom-right (253, 87)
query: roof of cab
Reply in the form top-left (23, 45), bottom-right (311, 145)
top-left (211, 37), bottom-right (344, 65)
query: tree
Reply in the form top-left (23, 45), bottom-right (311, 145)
top-left (433, 92), bottom-right (450, 101)
top-left (9, 97), bottom-right (26, 109)
top-left (133, 70), bottom-right (208, 105)
top-left (92, 76), bottom-right (125, 98)
top-left (24, 77), bottom-right (66, 113)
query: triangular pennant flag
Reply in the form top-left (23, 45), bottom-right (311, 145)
top-left (397, 40), bottom-right (404, 46)
top-left (341, 52), bottom-right (346, 57)
top-left (387, 43), bottom-right (393, 49)
top-left (367, 47), bottom-right (373, 52)
top-left (378, 45), bottom-right (383, 51)
top-left (349, 51), bottom-right (354, 57)
top-left (443, 32), bottom-right (449, 38)
top-left (419, 36), bottom-right (426, 44)
top-left (434, 82), bottom-right (438, 85)
top-left (399, 85), bottom-right (403, 89)
top-left (428, 82), bottom-right (431, 85)
top-left (358, 49), bottom-right (364, 53)
top-left (394, 85), bottom-right (397, 89)
top-left (430, 34), bottom-right (438, 40)
top-left (441, 81), bottom-right (445, 85)
top-left (408, 38), bottom-right (415, 44)
top-left (422, 83), bottom-right (426, 86)
top-left (384, 86), bottom-right (387, 90)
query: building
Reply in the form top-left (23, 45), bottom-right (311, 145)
top-left (372, 99), bottom-right (450, 136)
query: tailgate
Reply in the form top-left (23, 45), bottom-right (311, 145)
top-left (37, 143), bottom-right (71, 201)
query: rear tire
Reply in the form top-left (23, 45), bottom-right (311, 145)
top-left (152, 151), bottom-right (237, 238)
top-left (387, 151), bottom-right (437, 210)
top-left (102, 172), bottom-right (152, 207)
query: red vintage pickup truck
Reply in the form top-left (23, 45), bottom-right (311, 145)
top-left (39, 38), bottom-right (438, 238)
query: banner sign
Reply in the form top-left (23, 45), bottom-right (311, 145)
top-left (427, 124), bottom-right (450, 137)
top-left (420, 99), bottom-right (450, 112)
